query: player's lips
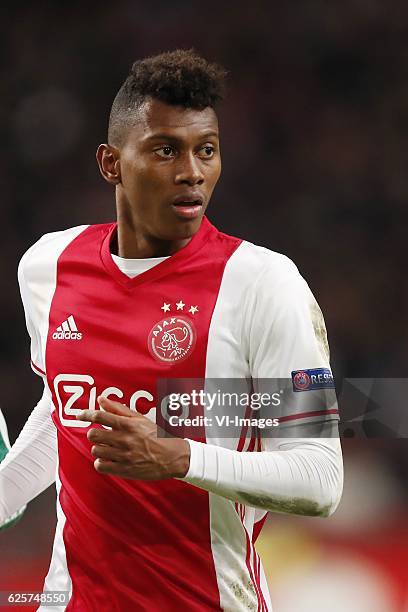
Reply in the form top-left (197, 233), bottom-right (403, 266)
top-left (171, 193), bottom-right (204, 219)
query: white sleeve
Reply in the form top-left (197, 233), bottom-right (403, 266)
top-left (183, 437), bottom-right (342, 516)
top-left (18, 245), bottom-right (45, 376)
top-left (17, 226), bottom-right (89, 377)
top-left (182, 259), bottom-right (343, 516)
top-left (0, 386), bottom-right (57, 526)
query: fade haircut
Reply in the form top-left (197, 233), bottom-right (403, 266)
top-left (108, 49), bottom-right (227, 146)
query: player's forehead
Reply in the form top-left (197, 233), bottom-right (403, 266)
top-left (127, 97), bottom-right (219, 144)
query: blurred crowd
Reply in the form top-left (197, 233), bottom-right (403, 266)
top-left (1, 2), bottom-right (407, 610)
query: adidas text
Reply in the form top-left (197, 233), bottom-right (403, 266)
top-left (52, 331), bottom-right (82, 340)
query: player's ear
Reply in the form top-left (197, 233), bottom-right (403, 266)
top-left (96, 144), bottom-right (121, 185)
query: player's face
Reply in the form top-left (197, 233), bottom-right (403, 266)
top-left (104, 98), bottom-right (221, 243)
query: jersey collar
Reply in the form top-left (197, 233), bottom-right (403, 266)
top-left (100, 216), bottom-right (214, 290)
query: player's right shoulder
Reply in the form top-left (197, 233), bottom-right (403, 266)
top-left (18, 225), bottom-right (89, 285)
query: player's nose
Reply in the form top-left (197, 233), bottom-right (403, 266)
top-left (174, 152), bottom-right (204, 185)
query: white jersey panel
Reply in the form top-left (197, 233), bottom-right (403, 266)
top-left (208, 494), bottom-right (261, 611)
top-left (205, 240), bottom-right (285, 611)
top-left (18, 226), bottom-right (89, 376)
top-left (40, 464), bottom-right (71, 610)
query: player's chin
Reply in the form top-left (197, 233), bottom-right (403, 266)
top-left (167, 205), bottom-right (206, 237)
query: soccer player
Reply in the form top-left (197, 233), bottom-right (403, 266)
top-left (0, 50), bottom-right (343, 610)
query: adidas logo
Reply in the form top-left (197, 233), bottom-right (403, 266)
top-left (52, 315), bottom-right (82, 340)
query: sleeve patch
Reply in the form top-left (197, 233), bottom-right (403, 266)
top-left (292, 368), bottom-right (335, 392)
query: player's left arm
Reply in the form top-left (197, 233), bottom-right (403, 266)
top-left (79, 395), bottom-right (341, 517)
top-left (180, 263), bottom-right (343, 517)
top-left (180, 264), bottom-right (343, 517)
top-left (77, 260), bottom-right (343, 517)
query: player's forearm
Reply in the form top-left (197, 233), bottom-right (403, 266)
top-left (181, 437), bottom-right (343, 517)
top-left (0, 409), bottom-right (25, 529)
top-left (0, 391), bottom-right (57, 526)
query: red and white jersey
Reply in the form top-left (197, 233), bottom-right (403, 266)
top-left (18, 217), bottom-right (336, 611)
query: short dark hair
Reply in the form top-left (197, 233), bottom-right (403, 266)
top-left (108, 49), bottom-right (227, 146)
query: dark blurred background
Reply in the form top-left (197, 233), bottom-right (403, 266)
top-left (1, 2), bottom-right (407, 611)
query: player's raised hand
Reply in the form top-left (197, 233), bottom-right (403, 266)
top-left (76, 397), bottom-right (190, 481)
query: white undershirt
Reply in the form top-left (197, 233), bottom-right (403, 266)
top-left (111, 254), bottom-right (169, 278)
top-left (0, 255), bottom-right (343, 525)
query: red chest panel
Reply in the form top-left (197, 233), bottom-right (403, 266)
top-left (44, 219), bottom-right (242, 610)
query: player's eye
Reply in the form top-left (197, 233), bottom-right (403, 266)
top-left (155, 146), bottom-right (176, 158)
top-left (198, 145), bottom-right (215, 159)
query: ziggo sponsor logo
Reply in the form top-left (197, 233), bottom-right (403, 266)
top-left (53, 374), bottom-right (156, 428)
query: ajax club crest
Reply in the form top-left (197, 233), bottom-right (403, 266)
top-left (148, 316), bottom-right (196, 363)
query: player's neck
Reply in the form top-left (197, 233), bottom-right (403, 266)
top-left (115, 219), bottom-right (191, 259)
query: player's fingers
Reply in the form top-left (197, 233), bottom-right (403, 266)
top-left (97, 396), bottom-right (137, 417)
top-left (91, 444), bottom-right (130, 462)
top-left (87, 427), bottom-right (134, 449)
top-left (93, 458), bottom-right (117, 473)
top-left (93, 458), bottom-right (129, 476)
top-left (76, 409), bottom-right (123, 429)
top-left (93, 459), bottom-right (151, 480)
